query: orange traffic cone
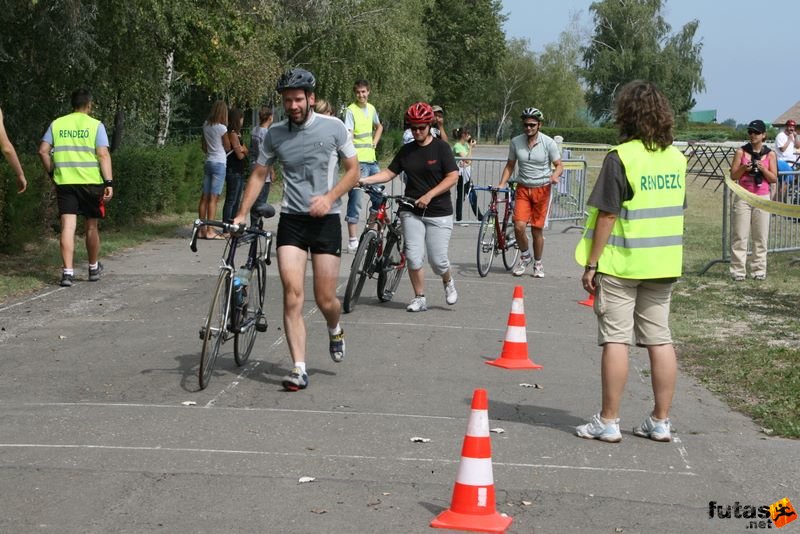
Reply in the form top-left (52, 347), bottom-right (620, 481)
top-left (431, 389), bottom-right (513, 533)
top-left (578, 292), bottom-right (594, 307)
top-left (486, 286), bottom-right (543, 370)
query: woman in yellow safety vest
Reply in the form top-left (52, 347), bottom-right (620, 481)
top-left (574, 80), bottom-right (687, 444)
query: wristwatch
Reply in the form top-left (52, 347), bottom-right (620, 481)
top-left (584, 264), bottom-right (598, 272)
top-left (103, 179), bottom-right (114, 187)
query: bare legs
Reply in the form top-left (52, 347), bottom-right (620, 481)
top-left (598, 342), bottom-right (677, 421)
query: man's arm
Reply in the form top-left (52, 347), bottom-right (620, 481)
top-left (498, 159), bottom-right (516, 188)
top-left (373, 121), bottom-right (383, 148)
top-left (233, 164), bottom-right (271, 224)
top-left (550, 159), bottom-right (564, 184)
top-left (38, 141), bottom-right (53, 175)
top-left (309, 155), bottom-right (360, 217)
top-left (96, 146), bottom-right (114, 200)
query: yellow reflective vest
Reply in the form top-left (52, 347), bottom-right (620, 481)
top-left (575, 140), bottom-right (686, 279)
top-left (347, 102), bottom-right (377, 163)
top-left (52, 112), bottom-right (102, 185)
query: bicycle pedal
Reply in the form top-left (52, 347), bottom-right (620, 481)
top-left (198, 327), bottom-right (206, 339)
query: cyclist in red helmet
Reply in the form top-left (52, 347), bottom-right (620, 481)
top-left (359, 102), bottom-right (460, 312)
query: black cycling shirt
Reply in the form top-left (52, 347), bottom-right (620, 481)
top-left (388, 137), bottom-right (458, 217)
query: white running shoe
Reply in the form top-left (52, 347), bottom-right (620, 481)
top-left (513, 255), bottom-right (532, 277)
top-left (575, 414), bottom-right (622, 443)
top-left (444, 279), bottom-right (458, 305)
top-left (406, 295), bottom-right (427, 312)
top-left (532, 260), bottom-right (544, 278)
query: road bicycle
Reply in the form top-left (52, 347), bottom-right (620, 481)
top-left (473, 185), bottom-right (519, 277)
top-left (189, 204), bottom-right (275, 389)
top-left (343, 185), bottom-right (416, 313)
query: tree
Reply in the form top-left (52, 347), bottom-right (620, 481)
top-left (491, 39), bottom-right (537, 144)
top-left (531, 22), bottom-right (586, 129)
top-left (582, 0), bottom-right (704, 121)
top-left (423, 0), bottom-right (507, 122)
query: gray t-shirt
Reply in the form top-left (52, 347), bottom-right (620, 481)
top-left (258, 112), bottom-right (356, 215)
top-left (507, 132), bottom-right (561, 187)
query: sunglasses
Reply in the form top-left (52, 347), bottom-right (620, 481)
top-left (747, 130), bottom-right (763, 135)
top-left (409, 125), bottom-right (428, 132)
top-left (523, 123), bottom-right (539, 129)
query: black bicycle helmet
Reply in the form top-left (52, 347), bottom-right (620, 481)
top-left (521, 107), bottom-right (544, 121)
top-left (275, 68), bottom-right (316, 93)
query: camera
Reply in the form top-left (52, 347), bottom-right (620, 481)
top-left (750, 156), bottom-right (763, 186)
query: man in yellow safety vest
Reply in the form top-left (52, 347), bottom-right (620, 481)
top-left (38, 88), bottom-right (114, 287)
top-left (344, 79), bottom-right (383, 252)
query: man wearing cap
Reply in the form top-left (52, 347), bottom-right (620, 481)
top-left (775, 120), bottom-right (799, 201)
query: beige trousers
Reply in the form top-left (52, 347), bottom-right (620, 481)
top-left (730, 195), bottom-right (770, 278)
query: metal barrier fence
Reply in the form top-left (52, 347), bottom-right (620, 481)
top-left (682, 142), bottom-right (739, 191)
top-left (444, 157), bottom-right (588, 232)
top-left (699, 169), bottom-right (800, 274)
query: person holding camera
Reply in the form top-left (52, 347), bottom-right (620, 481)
top-left (729, 119), bottom-right (778, 281)
top-left (452, 127), bottom-right (479, 222)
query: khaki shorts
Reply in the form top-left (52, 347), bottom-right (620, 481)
top-left (594, 273), bottom-right (674, 346)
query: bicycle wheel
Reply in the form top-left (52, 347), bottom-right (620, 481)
top-left (234, 261), bottom-right (262, 366)
top-left (476, 211), bottom-right (497, 277)
top-left (343, 230), bottom-right (378, 313)
top-left (501, 217), bottom-right (519, 271)
top-left (199, 271), bottom-right (230, 389)
top-left (378, 263), bottom-right (406, 302)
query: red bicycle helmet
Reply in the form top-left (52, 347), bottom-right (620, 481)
top-left (405, 102), bottom-right (435, 124)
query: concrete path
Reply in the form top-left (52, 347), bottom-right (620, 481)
top-left (0, 203), bottom-right (797, 533)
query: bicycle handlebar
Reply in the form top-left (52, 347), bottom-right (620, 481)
top-left (189, 219), bottom-right (270, 253)
top-left (472, 185), bottom-right (511, 193)
top-left (358, 184), bottom-right (416, 208)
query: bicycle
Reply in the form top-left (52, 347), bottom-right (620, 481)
top-left (473, 185), bottom-right (519, 277)
top-left (343, 185), bottom-right (416, 313)
top-left (189, 203), bottom-right (276, 389)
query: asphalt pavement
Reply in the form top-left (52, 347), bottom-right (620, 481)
top-left (1, 184), bottom-right (798, 533)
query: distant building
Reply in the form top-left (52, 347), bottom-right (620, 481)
top-left (688, 109), bottom-right (717, 124)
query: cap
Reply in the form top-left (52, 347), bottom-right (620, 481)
top-left (787, 119), bottom-right (797, 127)
top-left (431, 105), bottom-right (444, 113)
top-left (747, 120), bottom-right (766, 133)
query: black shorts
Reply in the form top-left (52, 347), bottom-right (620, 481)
top-left (56, 184), bottom-right (106, 218)
top-left (277, 213), bottom-right (341, 256)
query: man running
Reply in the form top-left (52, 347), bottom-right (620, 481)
top-left (233, 69), bottom-right (359, 391)
top-left (497, 107), bottom-right (563, 278)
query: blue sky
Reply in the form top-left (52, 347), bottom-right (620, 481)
top-left (501, 0), bottom-right (799, 124)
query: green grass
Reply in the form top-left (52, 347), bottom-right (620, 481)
top-left (658, 172), bottom-right (799, 438)
top-left (0, 212), bottom-right (198, 299)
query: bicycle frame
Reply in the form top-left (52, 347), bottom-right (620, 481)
top-left (475, 186), bottom-right (514, 253)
